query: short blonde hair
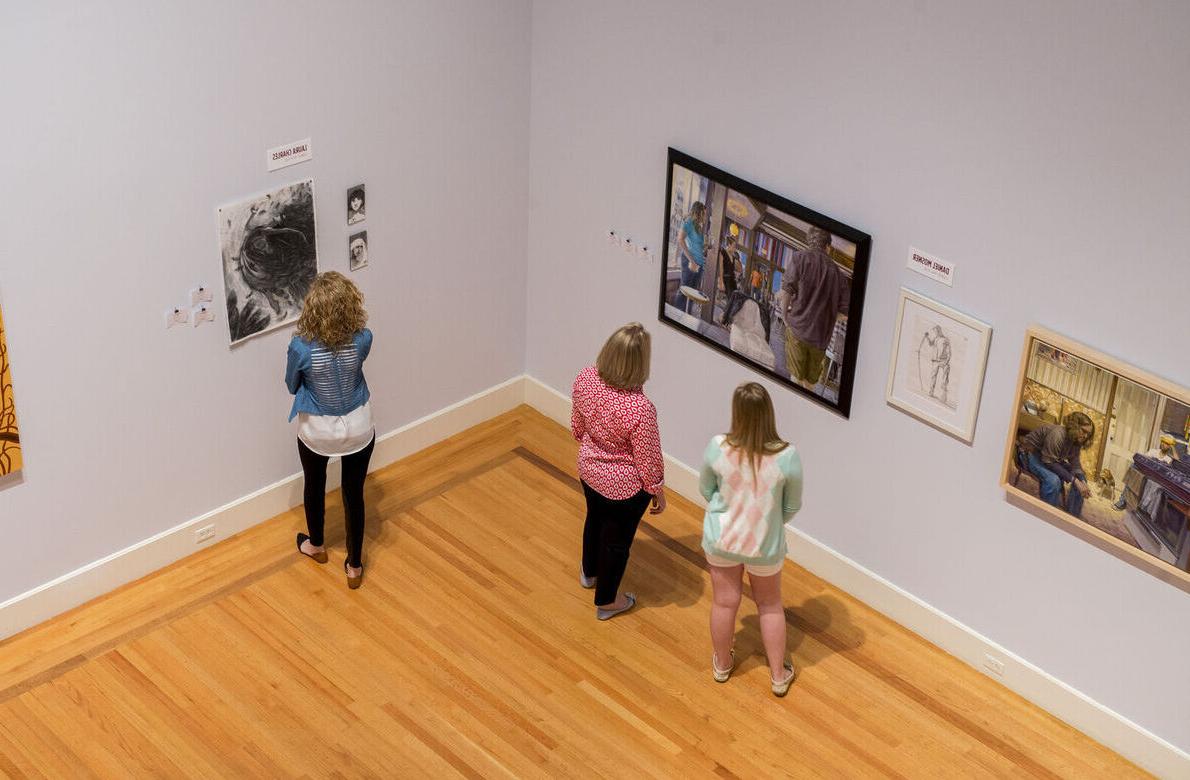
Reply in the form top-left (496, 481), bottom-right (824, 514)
top-left (597, 323), bottom-right (651, 390)
top-left (295, 271), bottom-right (367, 347)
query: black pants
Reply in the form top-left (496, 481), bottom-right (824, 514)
top-left (581, 481), bottom-right (651, 606)
top-left (722, 290), bottom-right (773, 341)
top-left (298, 436), bottom-right (375, 567)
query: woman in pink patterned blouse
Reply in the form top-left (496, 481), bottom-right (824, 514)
top-left (571, 323), bottom-right (667, 620)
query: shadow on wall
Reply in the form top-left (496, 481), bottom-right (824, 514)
top-left (1003, 490), bottom-right (1190, 593)
top-left (0, 471), bottom-right (23, 493)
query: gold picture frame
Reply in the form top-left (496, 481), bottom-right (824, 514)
top-left (1001, 326), bottom-right (1190, 590)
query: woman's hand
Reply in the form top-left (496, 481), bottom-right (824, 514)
top-left (649, 488), bottom-right (667, 514)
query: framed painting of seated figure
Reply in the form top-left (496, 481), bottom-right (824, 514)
top-left (1001, 326), bottom-right (1190, 590)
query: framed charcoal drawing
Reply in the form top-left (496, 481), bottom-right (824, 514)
top-left (1001, 326), bottom-right (1190, 590)
top-left (658, 148), bottom-right (871, 417)
top-left (217, 179), bottom-right (319, 346)
top-left (885, 289), bottom-right (991, 443)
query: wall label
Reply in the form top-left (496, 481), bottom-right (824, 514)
top-left (266, 138), bottom-right (312, 172)
top-left (907, 247), bottom-right (955, 286)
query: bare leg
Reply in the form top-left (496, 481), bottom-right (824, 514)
top-left (749, 571), bottom-right (788, 679)
top-left (709, 564), bottom-right (744, 668)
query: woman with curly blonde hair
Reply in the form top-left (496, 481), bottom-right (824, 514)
top-left (285, 271), bottom-right (375, 589)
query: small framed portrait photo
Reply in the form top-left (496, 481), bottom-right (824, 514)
top-left (348, 231), bottom-right (368, 271)
top-left (347, 184), bottom-right (365, 226)
top-left (885, 288), bottom-right (992, 443)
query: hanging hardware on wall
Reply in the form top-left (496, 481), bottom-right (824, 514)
top-left (606, 229), bottom-right (655, 262)
top-left (165, 307), bottom-right (190, 329)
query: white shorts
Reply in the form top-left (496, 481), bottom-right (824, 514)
top-left (705, 552), bottom-right (784, 578)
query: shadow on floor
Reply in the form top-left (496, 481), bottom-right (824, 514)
top-left (735, 593), bottom-right (865, 674)
top-left (629, 533), bottom-right (707, 608)
top-left (288, 482), bottom-right (394, 560)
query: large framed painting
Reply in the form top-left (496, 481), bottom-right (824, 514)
top-left (217, 179), bottom-right (319, 346)
top-left (0, 301), bottom-right (21, 476)
top-left (1001, 326), bottom-right (1190, 589)
top-left (658, 148), bottom-right (872, 416)
top-left (886, 288), bottom-right (992, 443)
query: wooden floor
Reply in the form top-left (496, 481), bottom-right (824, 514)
top-left (0, 407), bottom-right (1147, 778)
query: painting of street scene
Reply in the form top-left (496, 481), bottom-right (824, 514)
top-left (658, 150), bottom-right (871, 416)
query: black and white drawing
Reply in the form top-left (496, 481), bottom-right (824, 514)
top-left (910, 319), bottom-right (963, 411)
top-left (347, 184), bottom-right (365, 226)
top-left (217, 179), bottom-right (319, 346)
top-left (349, 231), bottom-right (368, 271)
top-left (886, 288), bottom-right (991, 443)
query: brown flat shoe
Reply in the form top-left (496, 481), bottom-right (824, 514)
top-left (296, 533), bottom-right (328, 564)
top-left (345, 559), bottom-right (363, 589)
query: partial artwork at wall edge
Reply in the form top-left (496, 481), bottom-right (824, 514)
top-left (1002, 326), bottom-right (1190, 588)
top-left (0, 301), bottom-right (21, 477)
top-left (657, 148), bottom-right (871, 417)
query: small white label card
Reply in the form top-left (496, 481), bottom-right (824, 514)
top-left (192, 305), bottom-right (215, 327)
top-left (907, 247), bottom-right (955, 286)
top-left (165, 308), bottom-right (190, 329)
top-left (266, 137), bottom-right (312, 172)
top-left (190, 286), bottom-right (214, 306)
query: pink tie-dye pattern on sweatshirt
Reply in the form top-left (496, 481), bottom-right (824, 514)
top-left (713, 448), bottom-right (783, 557)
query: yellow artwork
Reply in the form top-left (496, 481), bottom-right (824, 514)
top-left (0, 304), bottom-right (20, 476)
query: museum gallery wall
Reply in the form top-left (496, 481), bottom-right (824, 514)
top-left (654, 145), bottom-right (1188, 591)
top-left (0, 1), bottom-right (532, 633)
top-left (0, 302), bottom-right (20, 476)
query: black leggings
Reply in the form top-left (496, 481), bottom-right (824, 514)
top-left (581, 482), bottom-right (651, 606)
top-left (298, 436), bottom-right (375, 567)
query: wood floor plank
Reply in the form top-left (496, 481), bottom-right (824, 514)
top-left (0, 406), bottom-right (1151, 778)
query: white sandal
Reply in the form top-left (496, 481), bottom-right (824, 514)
top-left (771, 662), bottom-right (796, 697)
top-left (712, 650), bottom-right (735, 683)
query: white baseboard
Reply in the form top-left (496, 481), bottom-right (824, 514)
top-left (0, 375), bottom-right (528, 641)
top-left (521, 375), bottom-right (1189, 778)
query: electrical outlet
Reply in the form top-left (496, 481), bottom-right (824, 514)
top-left (195, 524), bottom-right (216, 544)
top-left (982, 653), bottom-right (1005, 677)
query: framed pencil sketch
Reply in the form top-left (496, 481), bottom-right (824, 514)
top-left (1001, 326), bottom-right (1190, 590)
top-left (658, 148), bottom-right (872, 417)
top-left (885, 289), bottom-right (991, 443)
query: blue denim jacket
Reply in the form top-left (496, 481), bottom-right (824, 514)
top-left (285, 329), bottom-right (372, 421)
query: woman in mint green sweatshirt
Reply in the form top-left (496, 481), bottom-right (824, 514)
top-left (699, 382), bottom-right (802, 696)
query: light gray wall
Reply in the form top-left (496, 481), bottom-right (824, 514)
top-left (525, 1), bottom-right (1190, 750)
top-left (0, 1), bottom-right (529, 600)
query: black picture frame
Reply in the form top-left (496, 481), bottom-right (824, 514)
top-left (658, 148), bottom-right (872, 417)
